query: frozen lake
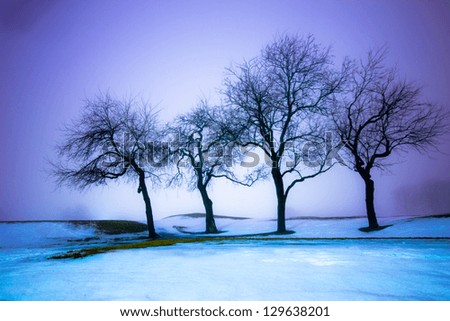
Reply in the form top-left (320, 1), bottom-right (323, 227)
top-left (0, 220), bottom-right (449, 301)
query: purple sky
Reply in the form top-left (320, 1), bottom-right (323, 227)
top-left (1, 0), bottom-right (450, 222)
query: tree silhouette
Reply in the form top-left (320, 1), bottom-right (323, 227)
top-left (168, 101), bottom-right (260, 233)
top-left (51, 93), bottom-right (163, 238)
top-left (224, 35), bottom-right (345, 233)
top-left (333, 50), bottom-right (448, 230)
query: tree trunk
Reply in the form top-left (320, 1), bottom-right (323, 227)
top-left (272, 167), bottom-right (287, 233)
top-left (138, 173), bottom-right (159, 238)
top-left (364, 177), bottom-right (379, 229)
top-left (198, 185), bottom-right (218, 233)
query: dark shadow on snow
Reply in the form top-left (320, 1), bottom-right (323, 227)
top-left (359, 225), bottom-right (393, 232)
top-left (173, 225), bottom-right (228, 235)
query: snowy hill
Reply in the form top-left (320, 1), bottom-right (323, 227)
top-left (157, 213), bottom-right (450, 238)
top-left (0, 214), bottom-right (449, 250)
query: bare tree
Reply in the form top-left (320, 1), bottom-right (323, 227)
top-left (223, 35), bottom-right (345, 233)
top-left (333, 50), bottom-right (448, 230)
top-left (52, 93), bottom-right (164, 238)
top-left (168, 101), bottom-right (260, 233)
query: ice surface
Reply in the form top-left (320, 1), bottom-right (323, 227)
top-left (0, 216), bottom-right (449, 300)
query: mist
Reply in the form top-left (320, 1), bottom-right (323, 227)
top-left (1, 0), bottom-right (449, 222)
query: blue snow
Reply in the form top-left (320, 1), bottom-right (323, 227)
top-left (0, 219), bottom-right (449, 300)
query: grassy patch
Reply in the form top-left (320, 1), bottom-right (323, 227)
top-left (50, 237), bottom-right (231, 259)
top-left (94, 220), bottom-right (147, 234)
top-left (70, 220), bottom-right (148, 234)
top-left (49, 235), bottom-right (450, 260)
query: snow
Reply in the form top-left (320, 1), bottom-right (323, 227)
top-left (0, 222), bottom-right (96, 248)
top-left (158, 214), bottom-right (450, 238)
top-left (0, 216), bottom-right (449, 300)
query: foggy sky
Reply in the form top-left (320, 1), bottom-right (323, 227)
top-left (1, 0), bottom-right (450, 222)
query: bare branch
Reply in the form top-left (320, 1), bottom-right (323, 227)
top-left (51, 93), bottom-right (163, 190)
top-left (333, 50), bottom-right (449, 175)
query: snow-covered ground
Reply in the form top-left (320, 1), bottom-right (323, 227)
top-left (0, 215), bottom-right (449, 300)
top-left (158, 214), bottom-right (450, 238)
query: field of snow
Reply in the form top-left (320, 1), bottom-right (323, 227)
top-left (0, 215), bottom-right (449, 300)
